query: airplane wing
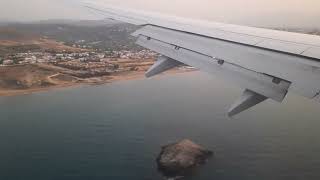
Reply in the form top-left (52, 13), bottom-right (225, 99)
top-left (82, 1), bottom-right (320, 117)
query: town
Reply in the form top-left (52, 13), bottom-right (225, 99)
top-left (0, 49), bottom-right (157, 66)
top-left (0, 49), bottom-right (159, 77)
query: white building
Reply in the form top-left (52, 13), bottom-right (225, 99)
top-left (3, 60), bottom-right (14, 65)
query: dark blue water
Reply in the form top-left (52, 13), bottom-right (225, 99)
top-left (1, 71), bottom-right (320, 180)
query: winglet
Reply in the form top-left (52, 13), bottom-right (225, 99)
top-left (146, 56), bottom-right (182, 78)
top-left (228, 89), bottom-right (268, 117)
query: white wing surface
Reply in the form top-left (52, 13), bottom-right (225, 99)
top-left (82, 1), bottom-right (320, 116)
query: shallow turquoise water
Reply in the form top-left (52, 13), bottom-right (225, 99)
top-left (1, 71), bottom-right (320, 180)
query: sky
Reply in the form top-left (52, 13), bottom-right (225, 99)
top-left (0, 0), bottom-right (319, 28)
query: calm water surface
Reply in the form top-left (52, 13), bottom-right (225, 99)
top-left (1, 71), bottom-right (320, 180)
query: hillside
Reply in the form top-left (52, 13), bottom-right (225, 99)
top-left (0, 20), bottom-right (140, 53)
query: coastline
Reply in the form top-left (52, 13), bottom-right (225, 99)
top-left (0, 68), bottom-right (194, 97)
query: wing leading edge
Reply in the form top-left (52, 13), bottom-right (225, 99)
top-left (82, 1), bottom-right (320, 117)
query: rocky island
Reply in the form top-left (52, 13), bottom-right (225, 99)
top-left (157, 139), bottom-right (213, 179)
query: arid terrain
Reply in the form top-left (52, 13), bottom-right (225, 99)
top-left (0, 38), bottom-right (84, 58)
top-left (0, 59), bottom-right (192, 97)
top-left (0, 21), bottom-right (194, 96)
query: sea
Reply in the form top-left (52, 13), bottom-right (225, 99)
top-left (1, 71), bottom-right (320, 180)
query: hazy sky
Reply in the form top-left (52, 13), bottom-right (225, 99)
top-left (0, 0), bottom-right (320, 28)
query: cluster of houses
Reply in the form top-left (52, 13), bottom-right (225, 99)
top-left (113, 50), bottom-right (158, 59)
top-left (0, 50), bottom-right (157, 66)
top-left (54, 59), bottom-right (119, 71)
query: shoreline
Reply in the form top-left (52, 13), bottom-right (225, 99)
top-left (0, 69), bottom-right (194, 97)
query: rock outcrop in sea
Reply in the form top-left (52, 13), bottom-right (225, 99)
top-left (156, 139), bottom-right (213, 179)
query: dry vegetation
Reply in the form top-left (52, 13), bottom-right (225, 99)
top-left (0, 38), bottom-right (84, 56)
top-left (0, 64), bottom-right (74, 90)
top-left (0, 62), bottom-right (192, 96)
